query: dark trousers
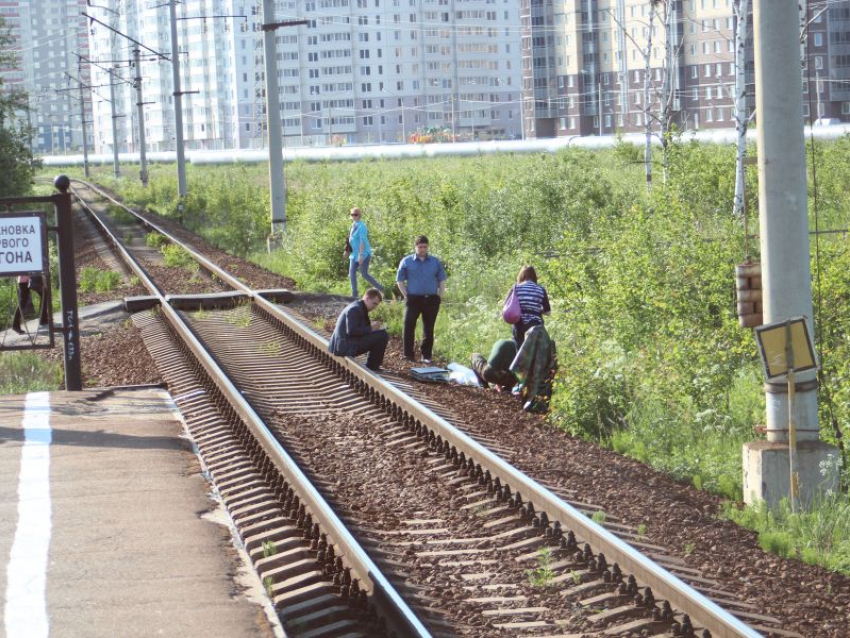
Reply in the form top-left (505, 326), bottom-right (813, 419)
top-left (12, 281), bottom-right (50, 330)
top-left (353, 329), bottom-right (389, 370)
top-left (512, 319), bottom-right (541, 348)
top-left (403, 295), bottom-right (441, 359)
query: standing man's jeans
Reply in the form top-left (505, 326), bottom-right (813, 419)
top-left (349, 256), bottom-right (383, 298)
top-left (403, 294), bottom-right (441, 360)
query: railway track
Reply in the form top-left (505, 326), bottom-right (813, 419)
top-left (67, 180), bottom-right (789, 638)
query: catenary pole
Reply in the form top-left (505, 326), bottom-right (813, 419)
top-left (742, 0), bottom-right (838, 509)
top-left (260, 6), bottom-right (308, 247)
top-left (169, 0), bottom-right (187, 198)
top-left (753, 0), bottom-right (816, 440)
top-left (134, 48), bottom-right (149, 187)
top-left (109, 66), bottom-right (120, 178)
top-left (78, 80), bottom-right (90, 177)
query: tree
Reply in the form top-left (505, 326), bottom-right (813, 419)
top-left (0, 17), bottom-right (39, 197)
top-left (732, 0), bottom-right (751, 218)
top-left (608, 1), bottom-right (683, 190)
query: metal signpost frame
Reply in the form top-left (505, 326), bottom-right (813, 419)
top-left (0, 210), bottom-right (54, 350)
top-left (0, 175), bottom-right (82, 390)
top-left (754, 316), bottom-right (818, 512)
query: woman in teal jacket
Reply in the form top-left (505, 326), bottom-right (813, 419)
top-left (347, 207), bottom-right (384, 297)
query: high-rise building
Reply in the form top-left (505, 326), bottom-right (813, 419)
top-left (519, 0), bottom-right (843, 139)
top-left (0, 0), bottom-right (91, 154)
top-left (84, 0), bottom-right (525, 153)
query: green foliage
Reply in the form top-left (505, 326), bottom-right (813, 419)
top-left (0, 17), bottom-right (39, 196)
top-left (145, 232), bottom-right (168, 248)
top-left (526, 548), bottom-right (556, 588)
top-left (108, 205), bottom-right (137, 225)
top-left (160, 244), bottom-right (193, 268)
top-left (0, 352), bottom-right (61, 394)
top-left (100, 139), bottom-right (850, 506)
top-left (78, 267), bottom-right (121, 293)
top-left (722, 491), bottom-right (850, 575)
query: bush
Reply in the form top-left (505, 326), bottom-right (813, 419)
top-left (161, 244), bottom-right (194, 268)
top-left (98, 140), bottom-right (850, 499)
top-left (145, 232), bottom-right (168, 248)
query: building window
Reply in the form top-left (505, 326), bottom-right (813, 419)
top-left (815, 33), bottom-right (823, 47)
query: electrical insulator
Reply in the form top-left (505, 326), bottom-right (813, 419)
top-left (735, 261), bottom-right (763, 328)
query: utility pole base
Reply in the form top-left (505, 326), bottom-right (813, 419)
top-left (743, 440), bottom-right (839, 509)
top-left (267, 231), bottom-right (284, 252)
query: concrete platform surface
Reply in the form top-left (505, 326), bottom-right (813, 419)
top-left (0, 388), bottom-right (281, 638)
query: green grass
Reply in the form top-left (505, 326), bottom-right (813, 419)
top-left (0, 352), bottom-right (61, 394)
top-left (107, 204), bottom-right (137, 225)
top-left (145, 232), bottom-right (168, 248)
top-left (78, 267), bottom-right (122, 293)
top-left (722, 491), bottom-right (850, 575)
top-left (161, 244), bottom-right (195, 269)
top-left (526, 547), bottom-right (556, 588)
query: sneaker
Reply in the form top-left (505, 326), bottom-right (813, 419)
top-left (421, 358), bottom-right (433, 365)
top-left (11, 326), bottom-right (24, 335)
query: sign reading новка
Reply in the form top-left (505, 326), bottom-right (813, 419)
top-left (0, 213), bottom-right (46, 276)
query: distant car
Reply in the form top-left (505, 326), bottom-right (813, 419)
top-left (814, 118), bottom-right (843, 126)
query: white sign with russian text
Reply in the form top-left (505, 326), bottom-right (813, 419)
top-left (0, 215), bottom-right (45, 276)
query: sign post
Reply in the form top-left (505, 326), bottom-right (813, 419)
top-left (53, 176), bottom-right (82, 391)
top-left (754, 316), bottom-right (817, 512)
top-left (0, 175), bottom-right (81, 390)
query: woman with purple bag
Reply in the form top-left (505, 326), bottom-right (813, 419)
top-left (506, 265), bottom-right (550, 347)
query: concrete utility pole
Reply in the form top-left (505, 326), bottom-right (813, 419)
top-left (597, 78), bottom-right (603, 136)
top-left (260, 4), bottom-right (308, 247)
top-left (743, 0), bottom-right (838, 508)
top-left (169, 0), bottom-right (187, 198)
top-left (78, 81), bottom-right (90, 177)
top-left (133, 48), bottom-right (149, 187)
top-left (108, 66), bottom-right (120, 178)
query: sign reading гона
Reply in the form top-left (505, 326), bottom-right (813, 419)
top-left (0, 212), bottom-right (46, 276)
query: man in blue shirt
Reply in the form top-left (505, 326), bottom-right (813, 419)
top-left (395, 235), bottom-right (447, 363)
top-left (328, 288), bottom-right (389, 372)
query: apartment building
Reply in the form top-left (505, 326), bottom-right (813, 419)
top-left (0, 0), bottom-right (91, 153)
top-left (520, 0), bottom-right (847, 139)
top-left (84, 0), bottom-right (524, 154)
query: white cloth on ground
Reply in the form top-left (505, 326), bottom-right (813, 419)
top-left (447, 362), bottom-right (481, 387)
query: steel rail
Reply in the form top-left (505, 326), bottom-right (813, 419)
top-left (253, 299), bottom-right (763, 638)
top-left (71, 184), bottom-right (431, 638)
top-left (73, 181), bottom-right (760, 637)
top-left (71, 179), bottom-right (253, 294)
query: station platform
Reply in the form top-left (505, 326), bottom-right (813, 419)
top-left (0, 388), bottom-right (283, 638)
